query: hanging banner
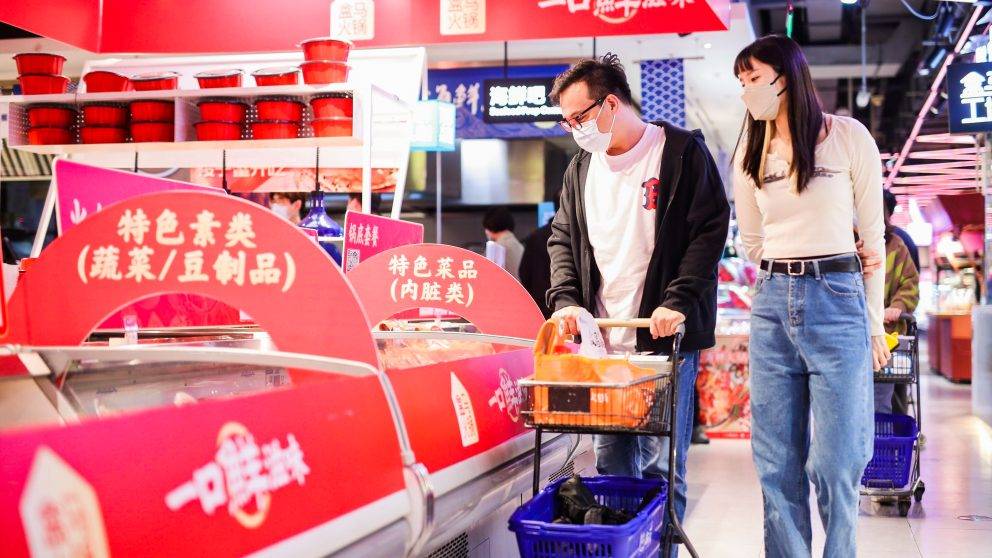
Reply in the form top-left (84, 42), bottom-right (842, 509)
top-left (0, 1), bottom-right (731, 53)
top-left (428, 65), bottom-right (568, 139)
top-left (343, 212), bottom-right (424, 273)
top-left (640, 58), bottom-right (686, 127)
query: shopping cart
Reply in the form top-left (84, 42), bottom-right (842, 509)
top-left (861, 313), bottom-right (925, 517)
top-left (517, 319), bottom-right (697, 558)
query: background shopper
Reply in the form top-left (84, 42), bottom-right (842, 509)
top-left (732, 35), bottom-right (889, 557)
top-left (519, 214), bottom-right (555, 319)
top-left (268, 192), bottom-right (306, 225)
top-left (878, 193), bottom-right (920, 415)
top-left (547, 54), bottom-right (729, 552)
top-left (883, 189), bottom-right (921, 272)
top-left (483, 206), bottom-right (524, 279)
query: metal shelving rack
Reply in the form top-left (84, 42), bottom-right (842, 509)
top-left (0, 48), bottom-right (426, 258)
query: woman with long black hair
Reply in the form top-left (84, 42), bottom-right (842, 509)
top-left (732, 35), bottom-right (890, 556)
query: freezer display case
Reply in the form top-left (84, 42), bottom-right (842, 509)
top-left (0, 183), bottom-right (588, 557)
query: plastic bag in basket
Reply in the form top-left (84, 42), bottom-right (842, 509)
top-left (531, 318), bottom-right (658, 428)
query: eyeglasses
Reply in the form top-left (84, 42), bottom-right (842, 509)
top-left (559, 97), bottom-right (606, 132)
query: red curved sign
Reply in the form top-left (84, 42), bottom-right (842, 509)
top-left (1, 189), bottom-right (380, 373)
top-left (348, 243), bottom-right (545, 339)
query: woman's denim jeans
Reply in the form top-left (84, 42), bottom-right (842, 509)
top-left (749, 259), bottom-right (874, 558)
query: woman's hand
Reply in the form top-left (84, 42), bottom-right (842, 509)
top-left (871, 335), bottom-right (891, 371)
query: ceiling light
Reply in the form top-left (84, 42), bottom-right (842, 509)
top-left (703, 42), bottom-right (712, 49)
top-left (841, 0), bottom-right (859, 5)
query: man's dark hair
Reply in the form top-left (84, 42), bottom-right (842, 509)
top-left (483, 206), bottom-right (515, 233)
top-left (549, 53), bottom-right (634, 106)
top-left (269, 192), bottom-right (308, 220)
top-left (883, 189), bottom-right (897, 216)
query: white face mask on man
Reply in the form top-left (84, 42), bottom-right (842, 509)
top-left (741, 74), bottom-right (785, 121)
top-left (270, 203), bottom-right (293, 221)
top-left (572, 102), bottom-right (617, 153)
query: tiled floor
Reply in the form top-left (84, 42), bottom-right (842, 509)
top-left (682, 362), bottom-right (992, 557)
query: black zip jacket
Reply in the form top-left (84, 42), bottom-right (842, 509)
top-left (546, 122), bottom-right (730, 353)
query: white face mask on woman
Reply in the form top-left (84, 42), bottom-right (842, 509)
top-left (572, 103), bottom-right (616, 153)
top-left (741, 74), bottom-right (785, 121)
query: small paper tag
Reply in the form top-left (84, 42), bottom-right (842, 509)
top-left (450, 372), bottom-right (479, 447)
top-left (576, 308), bottom-right (607, 358)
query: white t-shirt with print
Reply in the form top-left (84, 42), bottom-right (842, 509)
top-left (585, 124), bottom-right (666, 352)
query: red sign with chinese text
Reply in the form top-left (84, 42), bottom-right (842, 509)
top-left (343, 211), bottom-right (424, 273)
top-left (1, 188), bottom-right (381, 375)
top-left (348, 244), bottom-right (545, 339)
top-left (0, 375), bottom-right (407, 557)
top-left (53, 160), bottom-right (241, 331)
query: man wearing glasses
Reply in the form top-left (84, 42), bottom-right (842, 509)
top-left (546, 54), bottom-right (730, 536)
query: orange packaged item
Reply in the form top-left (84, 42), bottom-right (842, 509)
top-left (527, 319), bottom-right (663, 430)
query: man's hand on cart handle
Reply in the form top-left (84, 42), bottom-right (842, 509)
top-left (649, 307), bottom-right (686, 339)
top-left (551, 306), bottom-right (585, 336)
top-left (856, 239), bottom-right (882, 278)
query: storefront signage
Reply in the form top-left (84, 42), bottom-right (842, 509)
top-left (440, 0), bottom-right (486, 35)
top-left (483, 78), bottom-right (560, 124)
top-left (331, 0), bottom-right (375, 41)
top-left (343, 212), bottom-right (424, 272)
top-left (429, 65), bottom-right (568, 139)
top-left (947, 61), bottom-right (992, 134)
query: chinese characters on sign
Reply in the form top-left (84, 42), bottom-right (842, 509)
top-left (537, 0), bottom-right (689, 24)
top-left (947, 62), bottom-right (992, 134)
top-left (343, 211), bottom-right (425, 273)
top-left (387, 254), bottom-right (478, 307)
top-left (331, 0), bottom-right (375, 41)
top-left (165, 423), bottom-right (311, 528)
top-left (77, 208), bottom-right (297, 292)
top-left (441, 0), bottom-right (486, 36)
top-left (484, 78), bottom-right (561, 123)
top-left (435, 82), bottom-right (481, 115)
top-left (488, 368), bottom-right (523, 422)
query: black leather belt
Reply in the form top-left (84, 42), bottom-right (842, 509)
top-left (760, 255), bottom-right (861, 276)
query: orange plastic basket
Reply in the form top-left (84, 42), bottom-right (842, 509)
top-left (519, 320), bottom-right (673, 434)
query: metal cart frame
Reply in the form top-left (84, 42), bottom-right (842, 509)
top-left (520, 324), bottom-right (698, 558)
top-left (862, 313), bottom-right (925, 517)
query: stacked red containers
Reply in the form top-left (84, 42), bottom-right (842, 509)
top-left (25, 104), bottom-right (76, 145)
top-left (14, 53), bottom-right (70, 96)
top-left (252, 97), bottom-right (305, 139)
top-left (130, 100), bottom-right (175, 143)
top-left (299, 38), bottom-right (352, 85)
top-left (195, 99), bottom-right (248, 141)
top-left (80, 103), bottom-right (128, 144)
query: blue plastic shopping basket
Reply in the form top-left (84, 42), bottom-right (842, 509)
top-left (862, 412), bottom-right (919, 489)
top-left (509, 476), bottom-right (667, 558)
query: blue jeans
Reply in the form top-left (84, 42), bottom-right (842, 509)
top-left (594, 351), bottom-right (700, 551)
top-left (749, 261), bottom-right (874, 558)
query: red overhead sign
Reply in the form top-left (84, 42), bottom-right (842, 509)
top-left (0, 0), bottom-right (730, 53)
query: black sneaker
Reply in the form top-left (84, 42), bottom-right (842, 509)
top-left (691, 426), bottom-right (710, 445)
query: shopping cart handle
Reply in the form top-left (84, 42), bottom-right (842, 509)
top-left (595, 318), bottom-right (687, 336)
top-left (899, 312), bottom-right (917, 325)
